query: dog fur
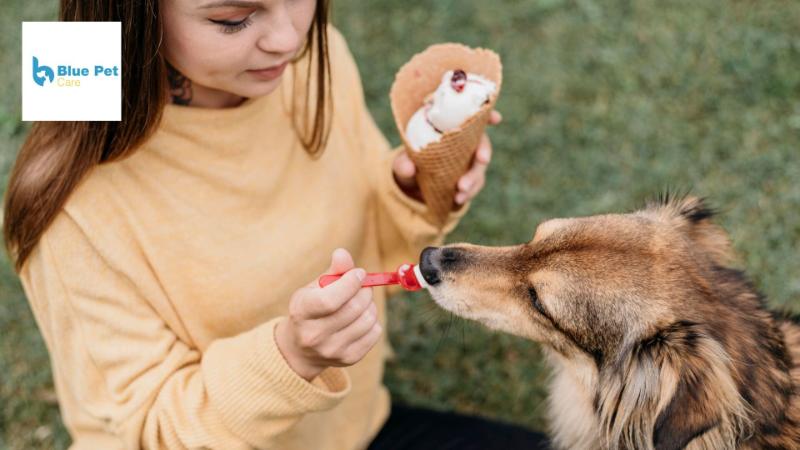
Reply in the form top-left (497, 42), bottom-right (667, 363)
top-left (421, 195), bottom-right (800, 449)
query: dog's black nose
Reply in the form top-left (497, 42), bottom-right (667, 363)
top-left (419, 247), bottom-right (442, 285)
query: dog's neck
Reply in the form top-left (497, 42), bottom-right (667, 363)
top-left (542, 308), bottom-right (800, 449)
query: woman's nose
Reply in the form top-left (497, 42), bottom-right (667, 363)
top-left (257, 5), bottom-right (303, 55)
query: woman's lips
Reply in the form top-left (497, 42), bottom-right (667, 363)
top-left (247, 61), bottom-right (288, 81)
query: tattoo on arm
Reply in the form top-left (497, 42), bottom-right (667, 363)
top-left (166, 62), bottom-right (193, 106)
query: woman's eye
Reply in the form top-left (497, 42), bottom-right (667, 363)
top-left (209, 13), bottom-right (254, 34)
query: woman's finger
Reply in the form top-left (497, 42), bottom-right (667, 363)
top-left (455, 173), bottom-right (484, 204)
top-left (464, 175), bottom-right (486, 202)
top-left (322, 287), bottom-right (374, 332)
top-left (341, 322), bottom-right (383, 365)
top-left (456, 135), bottom-right (492, 191)
top-left (331, 301), bottom-right (378, 346)
top-left (392, 151), bottom-right (417, 189)
top-left (455, 134), bottom-right (493, 204)
top-left (305, 269), bottom-right (365, 318)
top-left (489, 110), bottom-right (502, 125)
top-left (474, 133), bottom-right (492, 165)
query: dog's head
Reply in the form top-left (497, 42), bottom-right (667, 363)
top-left (420, 195), bottom-right (766, 449)
top-left (420, 195), bottom-right (735, 356)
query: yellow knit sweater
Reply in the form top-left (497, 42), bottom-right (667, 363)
top-left (17, 27), bottom-right (469, 450)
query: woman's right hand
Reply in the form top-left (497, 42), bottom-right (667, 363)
top-left (275, 248), bottom-right (383, 381)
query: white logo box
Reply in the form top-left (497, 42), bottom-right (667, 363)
top-left (22, 22), bottom-right (121, 121)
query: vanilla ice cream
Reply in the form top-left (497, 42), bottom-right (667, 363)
top-left (405, 69), bottom-right (497, 151)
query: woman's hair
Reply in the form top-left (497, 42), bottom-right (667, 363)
top-left (3, 0), bottom-right (331, 273)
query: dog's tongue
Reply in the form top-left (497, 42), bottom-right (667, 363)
top-left (318, 263), bottom-right (427, 291)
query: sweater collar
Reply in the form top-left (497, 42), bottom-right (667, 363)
top-left (159, 79), bottom-right (288, 132)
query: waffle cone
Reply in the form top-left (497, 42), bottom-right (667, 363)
top-left (390, 43), bottom-right (503, 227)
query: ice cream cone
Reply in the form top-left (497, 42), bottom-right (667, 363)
top-left (390, 43), bottom-right (503, 227)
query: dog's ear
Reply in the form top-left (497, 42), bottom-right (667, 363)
top-left (597, 322), bottom-right (748, 449)
top-left (650, 323), bottom-right (749, 450)
top-left (532, 218), bottom-right (572, 243)
top-left (652, 369), bottom-right (722, 450)
top-left (647, 194), bottom-right (735, 267)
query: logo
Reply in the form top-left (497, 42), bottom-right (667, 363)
top-left (32, 56), bottom-right (54, 86)
top-left (30, 55), bottom-right (120, 88)
top-left (22, 22), bottom-right (121, 121)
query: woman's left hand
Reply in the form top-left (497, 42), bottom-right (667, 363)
top-left (393, 110), bottom-right (502, 206)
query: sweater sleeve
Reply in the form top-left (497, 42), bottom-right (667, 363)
top-left (331, 29), bottom-right (472, 282)
top-left (20, 212), bottom-right (350, 450)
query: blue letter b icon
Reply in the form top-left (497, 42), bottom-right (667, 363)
top-left (33, 56), bottom-right (54, 86)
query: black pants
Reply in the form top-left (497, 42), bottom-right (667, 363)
top-left (368, 403), bottom-right (551, 450)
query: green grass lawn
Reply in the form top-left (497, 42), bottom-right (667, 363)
top-left (2, 0), bottom-right (800, 448)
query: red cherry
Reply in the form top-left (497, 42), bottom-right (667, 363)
top-left (451, 69), bottom-right (467, 93)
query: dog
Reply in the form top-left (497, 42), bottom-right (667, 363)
top-left (418, 195), bottom-right (800, 449)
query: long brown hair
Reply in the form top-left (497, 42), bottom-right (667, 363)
top-left (3, 0), bottom-right (331, 273)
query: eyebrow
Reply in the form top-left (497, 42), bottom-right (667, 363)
top-left (199, 0), bottom-right (263, 9)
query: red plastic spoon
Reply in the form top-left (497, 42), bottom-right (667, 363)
top-left (318, 263), bottom-right (428, 291)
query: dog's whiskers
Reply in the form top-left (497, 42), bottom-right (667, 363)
top-left (434, 313), bottom-right (456, 354)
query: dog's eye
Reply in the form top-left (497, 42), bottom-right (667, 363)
top-left (528, 286), bottom-right (547, 316)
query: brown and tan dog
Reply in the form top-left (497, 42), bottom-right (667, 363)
top-left (418, 195), bottom-right (800, 449)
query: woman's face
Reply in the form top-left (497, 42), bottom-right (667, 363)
top-left (161, 0), bottom-right (317, 107)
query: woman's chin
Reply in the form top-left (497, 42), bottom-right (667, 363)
top-left (234, 78), bottom-right (283, 100)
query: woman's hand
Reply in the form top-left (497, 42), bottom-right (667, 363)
top-left (393, 110), bottom-right (502, 206)
top-left (275, 248), bottom-right (382, 381)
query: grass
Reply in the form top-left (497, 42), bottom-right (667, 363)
top-left (2, 0), bottom-right (800, 448)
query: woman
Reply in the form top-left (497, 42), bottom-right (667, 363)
top-left (3, 0), bottom-right (548, 448)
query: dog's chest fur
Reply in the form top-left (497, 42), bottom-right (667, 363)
top-left (545, 350), bottom-right (603, 450)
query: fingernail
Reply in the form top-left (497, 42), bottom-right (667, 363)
top-left (354, 269), bottom-right (366, 281)
top-left (460, 179), bottom-right (473, 191)
top-left (479, 148), bottom-right (490, 162)
top-left (455, 194), bottom-right (465, 204)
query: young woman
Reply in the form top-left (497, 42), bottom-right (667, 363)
top-left (3, 0), bottom-right (548, 448)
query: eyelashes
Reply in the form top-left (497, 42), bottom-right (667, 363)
top-left (528, 286), bottom-right (547, 317)
top-left (209, 14), bottom-right (254, 34)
